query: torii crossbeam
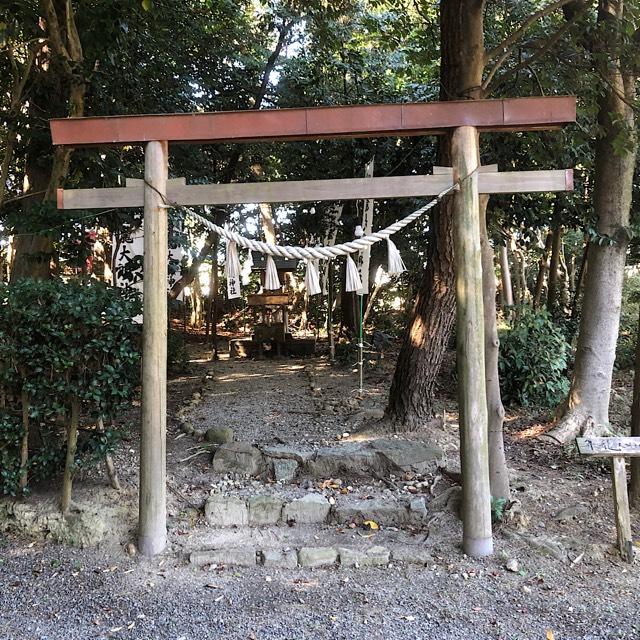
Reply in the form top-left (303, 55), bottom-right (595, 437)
top-left (50, 96), bottom-right (577, 558)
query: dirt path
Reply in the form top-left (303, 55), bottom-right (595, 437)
top-left (1, 346), bottom-right (640, 639)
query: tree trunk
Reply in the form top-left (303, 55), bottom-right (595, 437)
top-left (384, 0), bottom-right (486, 430)
top-left (546, 0), bottom-right (637, 444)
top-left (533, 230), bottom-right (553, 310)
top-left (547, 213), bottom-right (563, 315)
top-left (630, 307), bottom-right (640, 507)
top-left (11, 1), bottom-right (85, 280)
top-left (499, 243), bottom-right (514, 308)
top-left (207, 234), bottom-right (220, 359)
top-left (480, 200), bottom-right (509, 499)
top-left (19, 390), bottom-right (30, 493)
top-left (61, 398), bottom-right (80, 514)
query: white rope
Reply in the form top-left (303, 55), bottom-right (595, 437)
top-left (172, 180), bottom-right (460, 261)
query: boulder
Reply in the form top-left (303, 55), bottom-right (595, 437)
top-left (212, 442), bottom-right (266, 477)
top-left (273, 459), bottom-right (299, 483)
top-left (371, 439), bottom-right (444, 474)
top-left (205, 427), bottom-right (234, 445)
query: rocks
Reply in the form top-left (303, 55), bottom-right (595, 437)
top-left (371, 439), bottom-right (444, 474)
top-left (205, 496), bottom-right (249, 527)
top-left (505, 558), bottom-right (519, 572)
top-left (298, 547), bottom-right (338, 568)
top-left (205, 427), bottom-right (234, 445)
top-left (273, 459), bottom-right (299, 483)
top-left (304, 443), bottom-right (384, 479)
top-left (430, 486), bottom-right (462, 516)
top-left (409, 497), bottom-right (428, 524)
top-left (339, 546), bottom-right (389, 568)
top-left (190, 548), bottom-right (256, 567)
top-left (248, 496), bottom-right (283, 526)
top-left (283, 494), bottom-right (330, 524)
top-left (261, 549), bottom-right (298, 569)
top-left (212, 442), bottom-right (266, 477)
top-left (334, 498), bottom-right (410, 527)
top-left (553, 504), bottom-right (588, 522)
top-left (391, 547), bottom-right (433, 566)
top-left (0, 499), bottom-right (121, 547)
top-left (519, 534), bottom-right (568, 563)
top-left (259, 439), bottom-right (443, 481)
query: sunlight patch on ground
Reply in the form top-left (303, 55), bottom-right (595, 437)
top-left (514, 423), bottom-right (549, 440)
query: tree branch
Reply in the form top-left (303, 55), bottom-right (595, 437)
top-left (484, 3), bottom-right (588, 95)
top-left (484, 0), bottom-right (583, 64)
top-left (254, 18), bottom-right (294, 108)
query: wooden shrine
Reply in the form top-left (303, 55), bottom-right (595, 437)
top-left (50, 96), bottom-right (577, 558)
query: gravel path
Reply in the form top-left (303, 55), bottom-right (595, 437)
top-left (0, 539), bottom-right (638, 640)
top-left (2, 351), bottom-right (640, 639)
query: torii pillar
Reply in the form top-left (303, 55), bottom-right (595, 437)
top-left (50, 96), bottom-right (576, 557)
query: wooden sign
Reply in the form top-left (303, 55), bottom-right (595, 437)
top-left (576, 437), bottom-right (640, 457)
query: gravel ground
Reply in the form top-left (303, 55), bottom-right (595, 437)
top-left (2, 346), bottom-right (640, 639)
top-left (0, 537), bottom-right (638, 640)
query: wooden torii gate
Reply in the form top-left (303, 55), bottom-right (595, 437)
top-left (50, 96), bottom-right (576, 558)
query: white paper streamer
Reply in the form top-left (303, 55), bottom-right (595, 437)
top-left (387, 238), bottom-right (406, 275)
top-left (345, 254), bottom-right (363, 292)
top-left (264, 255), bottom-right (281, 290)
top-left (304, 259), bottom-right (321, 296)
top-left (225, 240), bottom-right (242, 299)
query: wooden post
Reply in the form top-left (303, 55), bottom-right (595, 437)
top-left (612, 456), bottom-right (634, 563)
top-left (451, 125), bottom-right (493, 557)
top-left (139, 140), bottom-right (168, 556)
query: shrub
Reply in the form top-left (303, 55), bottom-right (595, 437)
top-left (498, 305), bottom-right (570, 407)
top-left (0, 279), bottom-right (141, 504)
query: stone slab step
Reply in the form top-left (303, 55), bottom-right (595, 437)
top-left (189, 544), bottom-right (433, 569)
top-left (210, 438), bottom-right (444, 482)
top-left (204, 493), bottom-right (429, 529)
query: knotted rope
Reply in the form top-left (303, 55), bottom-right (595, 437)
top-left (157, 177), bottom-right (465, 260)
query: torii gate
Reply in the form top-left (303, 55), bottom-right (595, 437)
top-left (50, 96), bottom-right (576, 558)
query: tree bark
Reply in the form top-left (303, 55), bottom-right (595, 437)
top-left (11, 0), bottom-right (85, 280)
top-left (533, 230), bottom-right (553, 310)
top-left (546, 0), bottom-right (637, 444)
top-left (480, 200), bottom-right (509, 499)
top-left (384, 0), bottom-right (486, 430)
top-left (61, 398), bottom-right (80, 514)
top-left (547, 212), bottom-right (563, 315)
top-left (499, 243), bottom-right (514, 308)
top-left (630, 307), bottom-right (640, 507)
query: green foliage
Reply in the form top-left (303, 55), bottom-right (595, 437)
top-left (615, 273), bottom-right (640, 370)
top-left (167, 329), bottom-right (190, 373)
top-left (0, 279), bottom-right (141, 496)
top-left (491, 496), bottom-right (508, 523)
top-left (498, 306), bottom-right (570, 408)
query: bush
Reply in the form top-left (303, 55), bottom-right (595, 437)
top-left (0, 279), bottom-right (141, 501)
top-left (498, 305), bottom-right (570, 407)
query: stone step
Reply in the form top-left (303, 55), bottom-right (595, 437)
top-left (189, 544), bottom-right (433, 569)
top-left (209, 437), bottom-right (444, 483)
top-left (204, 492), bottom-right (432, 529)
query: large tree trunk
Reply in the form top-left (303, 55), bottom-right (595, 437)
top-left (10, 1), bottom-right (85, 281)
top-left (384, 0), bottom-right (485, 430)
top-left (480, 199), bottom-right (509, 499)
top-left (546, 0), bottom-right (637, 444)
